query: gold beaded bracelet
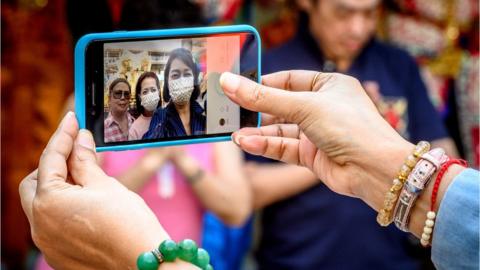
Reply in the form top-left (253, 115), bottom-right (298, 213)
top-left (376, 141), bottom-right (430, 226)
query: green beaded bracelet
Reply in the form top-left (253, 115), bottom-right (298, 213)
top-left (178, 239), bottom-right (198, 261)
top-left (137, 239), bottom-right (213, 270)
top-left (159, 239), bottom-right (178, 262)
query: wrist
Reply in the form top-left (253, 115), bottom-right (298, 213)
top-left (407, 164), bottom-right (465, 238)
top-left (121, 225), bottom-right (170, 269)
top-left (356, 139), bottom-right (414, 211)
top-left (137, 239), bottom-right (208, 270)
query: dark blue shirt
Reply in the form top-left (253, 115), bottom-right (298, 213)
top-left (253, 26), bottom-right (448, 270)
top-left (143, 101), bottom-right (206, 139)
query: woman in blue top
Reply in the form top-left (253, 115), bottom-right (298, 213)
top-left (143, 48), bottom-right (206, 139)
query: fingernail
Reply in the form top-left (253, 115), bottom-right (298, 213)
top-left (233, 134), bottom-right (244, 146)
top-left (231, 133), bottom-right (239, 146)
top-left (66, 111), bottom-right (74, 117)
top-left (65, 111), bottom-right (76, 121)
top-left (60, 111), bottom-right (74, 125)
top-left (220, 72), bottom-right (240, 94)
top-left (77, 129), bottom-right (95, 151)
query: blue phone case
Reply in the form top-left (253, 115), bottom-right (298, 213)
top-left (74, 24), bottom-right (261, 152)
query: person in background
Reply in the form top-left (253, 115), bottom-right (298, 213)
top-left (100, 141), bottom-right (251, 244)
top-left (143, 48), bottom-right (206, 139)
top-left (129, 71), bottom-right (162, 140)
top-left (248, 0), bottom-right (459, 269)
top-left (104, 78), bottom-right (135, 143)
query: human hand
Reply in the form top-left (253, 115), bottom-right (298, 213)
top-left (220, 71), bottom-right (414, 210)
top-left (362, 80), bottom-right (383, 107)
top-left (168, 146), bottom-right (187, 161)
top-left (243, 162), bottom-right (260, 178)
top-left (168, 146), bottom-right (201, 181)
top-left (19, 112), bottom-right (169, 269)
top-left (142, 146), bottom-right (177, 170)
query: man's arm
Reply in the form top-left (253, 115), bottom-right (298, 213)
top-left (246, 163), bottom-right (319, 209)
top-left (431, 138), bottom-right (459, 157)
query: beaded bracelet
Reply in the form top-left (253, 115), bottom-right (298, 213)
top-left (420, 159), bottom-right (468, 247)
top-left (137, 239), bottom-right (213, 270)
top-left (393, 148), bottom-right (449, 232)
top-left (377, 141), bottom-right (430, 226)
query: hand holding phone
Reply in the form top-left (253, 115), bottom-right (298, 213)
top-left (75, 25), bottom-right (261, 151)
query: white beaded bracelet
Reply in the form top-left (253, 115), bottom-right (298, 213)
top-left (420, 159), bottom-right (467, 247)
top-left (420, 211), bottom-right (436, 246)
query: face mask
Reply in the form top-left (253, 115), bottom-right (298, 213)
top-left (140, 91), bottom-right (160, 112)
top-left (169, 77), bottom-right (194, 105)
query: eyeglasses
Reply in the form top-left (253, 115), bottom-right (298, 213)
top-left (112, 90), bottom-right (131, 99)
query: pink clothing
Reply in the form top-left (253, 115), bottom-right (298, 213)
top-left (102, 144), bottom-right (213, 243)
top-left (128, 114), bottom-right (152, 140)
top-left (36, 144), bottom-right (214, 270)
top-left (104, 112), bottom-right (135, 143)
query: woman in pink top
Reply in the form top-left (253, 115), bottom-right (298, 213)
top-left (100, 141), bottom-right (251, 243)
top-left (129, 72), bottom-right (161, 140)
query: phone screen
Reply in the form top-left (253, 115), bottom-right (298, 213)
top-left (85, 32), bottom-right (259, 147)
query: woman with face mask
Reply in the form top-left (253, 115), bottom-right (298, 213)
top-left (143, 48), bottom-right (205, 139)
top-left (129, 72), bottom-right (161, 140)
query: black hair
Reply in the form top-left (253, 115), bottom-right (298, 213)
top-left (163, 48), bottom-right (200, 103)
top-left (135, 71), bottom-right (161, 115)
top-left (109, 77), bottom-right (131, 94)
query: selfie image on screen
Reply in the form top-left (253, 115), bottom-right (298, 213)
top-left (102, 34), bottom-right (253, 144)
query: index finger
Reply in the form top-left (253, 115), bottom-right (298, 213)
top-left (220, 72), bottom-right (312, 123)
top-left (37, 112), bottom-right (78, 192)
top-left (261, 70), bottom-right (334, 92)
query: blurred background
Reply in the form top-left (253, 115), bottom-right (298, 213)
top-left (1, 0), bottom-right (478, 269)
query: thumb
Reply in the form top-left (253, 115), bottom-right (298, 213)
top-left (68, 129), bottom-right (107, 186)
top-left (220, 72), bottom-right (311, 124)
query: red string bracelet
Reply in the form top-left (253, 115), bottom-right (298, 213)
top-left (421, 158), bottom-right (468, 247)
top-left (430, 159), bottom-right (468, 211)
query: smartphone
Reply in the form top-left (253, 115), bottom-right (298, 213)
top-left (75, 25), bottom-right (261, 151)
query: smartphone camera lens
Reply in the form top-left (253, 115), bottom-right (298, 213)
top-left (219, 118), bottom-right (225, 126)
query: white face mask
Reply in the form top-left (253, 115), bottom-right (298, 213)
top-left (140, 91), bottom-right (160, 112)
top-left (169, 77), bottom-right (194, 105)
